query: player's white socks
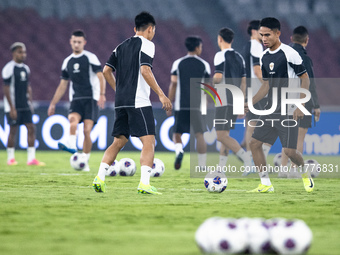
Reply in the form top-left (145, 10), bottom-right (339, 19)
top-left (27, 147), bottom-right (35, 162)
top-left (259, 171), bottom-right (272, 186)
top-left (7, 147), bottom-right (15, 161)
top-left (140, 165), bottom-right (151, 185)
top-left (198, 153), bottom-right (207, 168)
top-left (236, 148), bottom-right (252, 166)
top-left (69, 135), bottom-right (77, 150)
top-left (85, 153), bottom-right (90, 161)
top-left (175, 143), bottom-right (183, 156)
top-left (218, 155), bottom-right (228, 167)
top-left (98, 162), bottom-right (109, 181)
top-left (262, 144), bottom-right (271, 158)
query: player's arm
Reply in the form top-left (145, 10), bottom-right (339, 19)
top-left (167, 75), bottom-right (177, 116)
top-left (103, 65), bottom-right (116, 92)
top-left (97, 71), bottom-right (106, 109)
top-left (251, 80), bottom-right (269, 105)
top-left (3, 84), bottom-right (17, 120)
top-left (253, 65), bottom-right (262, 82)
top-left (293, 72), bottom-right (310, 120)
top-left (27, 84), bottom-right (34, 113)
top-left (213, 73), bottom-right (223, 84)
top-left (48, 79), bottom-right (68, 116)
top-left (140, 65), bottom-right (172, 111)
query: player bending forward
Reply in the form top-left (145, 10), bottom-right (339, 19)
top-left (246, 17), bottom-right (314, 193)
top-left (93, 12), bottom-right (172, 194)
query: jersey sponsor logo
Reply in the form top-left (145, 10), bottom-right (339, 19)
top-left (73, 63), bottom-right (80, 73)
top-left (20, 71), bottom-right (26, 81)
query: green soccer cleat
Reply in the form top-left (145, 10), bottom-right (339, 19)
top-left (137, 182), bottom-right (162, 195)
top-left (93, 176), bottom-right (106, 193)
top-left (247, 183), bottom-right (274, 193)
top-left (302, 173), bottom-right (314, 193)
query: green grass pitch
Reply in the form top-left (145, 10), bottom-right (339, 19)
top-left (0, 151), bottom-right (339, 255)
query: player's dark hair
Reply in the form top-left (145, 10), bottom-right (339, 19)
top-left (218, 28), bottom-right (234, 43)
top-left (135, 12), bottom-right (156, 31)
top-left (247, 20), bottom-right (260, 35)
top-left (292, 26), bottom-right (309, 44)
top-left (260, 17), bottom-right (281, 31)
top-left (185, 36), bottom-right (202, 52)
top-left (72, 29), bottom-right (86, 39)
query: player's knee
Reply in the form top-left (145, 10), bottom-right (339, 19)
top-left (249, 138), bottom-right (261, 150)
top-left (283, 148), bottom-right (295, 158)
top-left (26, 124), bottom-right (35, 134)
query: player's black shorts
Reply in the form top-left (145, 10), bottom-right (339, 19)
top-left (214, 106), bottom-right (238, 131)
top-left (69, 99), bottom-right (99, 124)
top-left (247, 98), bottom-right (268, 120)
top-left (6, 109), bottom-right (32, 126)
top-left (112, 106), bottom-right (156, 139)
top-left (173, 110), bottom-right (206, 134)
top-left (299, 105), bottom-right (312, 129)
top-left (252, 114), bottom-right (299, 149)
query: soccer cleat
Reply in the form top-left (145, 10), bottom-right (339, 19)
top-left (174, 152), bottom-right (183, 170)
top-left (7, 158), bottom-right (18, 166)
top-left (247, 183), bottom-right (274, 193)
top-left (137, 182), bottom-right (162, 195)
top-left (58, 142), bottom-right (77, 154)
top-left (27, 159), bottom-right (46, 166)
top-left (302, 173), bottom-right (314, 193)
top-left (93, 176), bottom-right (106, 193)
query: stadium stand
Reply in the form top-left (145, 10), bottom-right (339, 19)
top-left (0, 0), bottom-right (339, 105)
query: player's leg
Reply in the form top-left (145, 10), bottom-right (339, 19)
top-left (173, 110), bottom-right (189, 170)
top-left (93, 108), bottom-right (129, 193)
top-left (216, 130), bottom-right (252, 167)
top-left (81, 119), bottom-right (94, 171)
top-left (195, 132), bottom-right (207, 168)
top-left (247, 119), bottom-right (276, 193)
top-left (278, 118), bottom-right (314, 192)
top-left (6, 116), bottom-right (18, 165)
top-left (68, 112), bottom-right (81, 149)
top-left (25, 122), bottom-right (44, 166)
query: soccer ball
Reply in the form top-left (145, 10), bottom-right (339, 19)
top-left (150, 158), bottom-right (165, 177)
top-left (70, 152), bottom-right (87, 171)
top-left (246, 218), bottom-right (273, 254)
top-left (304, 159), bottom-right (321, 178)
top-left (204, 171), bottom-right (228, 193)
top-left (106, 160), bottom-right (120, 176)
top-left (119, 158), bottom-right (136, 176)
top-left (273, 152), bottom-right (291, 167)
top-left (195, 217), bottom-right (248, 254)
top-left (269, 219), bottom-right (313, 255)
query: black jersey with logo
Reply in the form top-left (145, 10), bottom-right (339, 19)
top-left (2, 60), bottom-right (30, 112)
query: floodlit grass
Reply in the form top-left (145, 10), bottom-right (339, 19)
top-left (0, 151), bottom-right (339, 255)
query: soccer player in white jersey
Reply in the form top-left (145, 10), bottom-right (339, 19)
top-left (48, 30), bottom-right (106, 171)
top-left (168, 36), bottom-right (210, 170)
top-left (2, 42), bottom-right (45, 166)
top-left (246, 17), bottom-right (314, 193)
top-left (93, 12), bottom-right (172, 194)
top-left (213, 28), bottom-right (253, 170)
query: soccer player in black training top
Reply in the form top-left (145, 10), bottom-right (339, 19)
top-left (247, 17), bottom-right (314, 193)
top-left (280, 25), bottom-right (321, 177)
top-left (48, 30), bottom-right (106, 171)
top-left (168, 36), bottom-right (210, 170)
top-left (93, 12), bottom-right (172, 194)
top-left (213, 28), bottom-right (252, 170)
top-left (2, 42), bottom-right (45, 166)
